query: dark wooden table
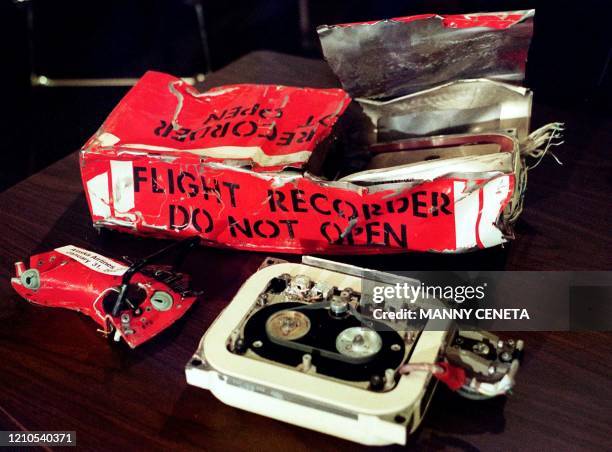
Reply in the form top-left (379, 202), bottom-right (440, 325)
top-left (1, 51), bottom-right (610, 451)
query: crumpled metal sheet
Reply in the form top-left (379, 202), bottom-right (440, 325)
top-left (318, 10), bottom-right (534, 100)
top-left (356, 79), bottom-right (532, 143)
top-left (83, 71), bottom-right (351, 173)
top-left (81, 77), bottom-right (520, 256)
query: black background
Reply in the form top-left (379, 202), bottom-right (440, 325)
top-left (0, 0), bottom-right (610, 192)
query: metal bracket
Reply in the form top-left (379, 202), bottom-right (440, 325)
top-left (111, 237), bottom-right (200, 316)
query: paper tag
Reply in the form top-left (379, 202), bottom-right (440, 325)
top-left (55, 245), bottom-right (128, 276)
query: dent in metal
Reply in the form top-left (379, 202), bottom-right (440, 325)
top-left (356, 79), bottom-right (532, 143)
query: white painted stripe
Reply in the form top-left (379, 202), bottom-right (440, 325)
top-left (478, 175), bottom-right (511, 248)
top-left (86, 172), bottom-right (111, 218)
top-left (110, 160), bottom-right (135, 214)
top-left (453, 181), bottom-right (479, 249)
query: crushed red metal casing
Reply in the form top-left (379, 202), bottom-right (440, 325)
top-left (80, 71), bottom-right (520, 254)
top-left (85, 73), bottom-right (351, 172)
top-left (10, 244), bottom-right (199, 348)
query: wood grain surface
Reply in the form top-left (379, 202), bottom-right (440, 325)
top-left (0, 51), bottom-right (610, 451)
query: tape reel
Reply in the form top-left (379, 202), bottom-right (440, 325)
top-left (241, 301), bottom-right (406, 385)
